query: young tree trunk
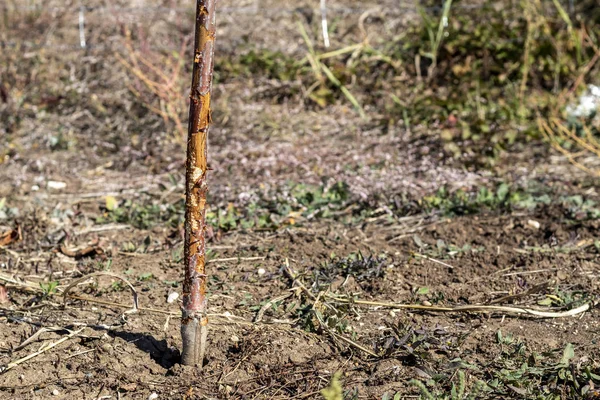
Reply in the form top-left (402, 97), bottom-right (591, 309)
top-left (181, 0), bottom-right (217, 367)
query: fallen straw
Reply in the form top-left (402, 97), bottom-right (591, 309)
top-left (325, 294), bottom-right (592, 318)
top-left (62, 272), bottom-right (139, 313)
top-left (0, 328), bottom-right (84, 374)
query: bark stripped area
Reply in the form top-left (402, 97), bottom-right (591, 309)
top-left (181, 0), bottom-right (217, 367)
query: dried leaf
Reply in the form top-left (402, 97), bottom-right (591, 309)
top-left (0, 225), bottom-right (21, 246)
top-left (507, 384), bottom-right (528, 395)
top-left (59, 243), bottom-right (104, 259)
top-left (0, 285), bottom-right (8, 304)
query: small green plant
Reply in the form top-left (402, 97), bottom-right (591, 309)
top-left (101, 259), bottom-right (113, 271)
top-left (410, 370), bottom-right (487, 400)
top-left (417, 0), bottom-right (453, 78)
top-left (97, 181), bottom-right (356, 233)
top-left (97, 198), bottom-right (183, 230)
top-left (488, 334), bottom-right (600, 398)
top-left (47, 131), bottom-right (72, 151)
top-left (39, 281), bottom-right (58, 296)
top-left (420, 183), bottom-right (555, 216)
top-left (138, 272), bottom-right (154, 281)
top-left (381, 392), bottom-right (402, 400)
top-left (111, 281), bottom-right (124, 292)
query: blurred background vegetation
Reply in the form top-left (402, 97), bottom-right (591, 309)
top-left (1, 0), bottom-right (599, 173)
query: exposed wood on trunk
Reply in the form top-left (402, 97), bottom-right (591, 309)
top-left (181, 0), bottom-right (217, 367)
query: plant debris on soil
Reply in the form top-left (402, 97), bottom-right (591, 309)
top-left (1, 0), bottom-right (600, 399)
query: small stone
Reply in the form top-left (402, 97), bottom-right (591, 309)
top-left (31, 185), bottom-right (40, 191)
top-left (52, 389), bottom-right (60, 396)
top-left (389, 311), bottom-right (396, 318)
top-left (148, 393), bottom-right (159, 400)
top-left (422, 301), bottom-right (432, 306)
top-left (230, 334), bottom-right (239, 343)
top-left (47, 181), bottom-right (67, 190)
top-left (557, 270), bottom-right (568, 280)
top-left (257, 268), bottom-right (266, 276)
top-left (527, 219), bottom-right (540, 230)
top-left (167, 292), bottom-right (179, 304)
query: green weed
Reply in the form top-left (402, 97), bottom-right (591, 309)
top-left (39, 281), bottom-right (58, 296)
top-left (97, 198), bottom-right (182, 230)
top-left (410, 370), bottom-right (488, 400)
top-left (488, 332), bottom-right (600, 398)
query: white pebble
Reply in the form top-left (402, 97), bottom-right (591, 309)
top-left (527, 219), bottom-right (540, 229)
top-left (148, 393), bottom-right (159, 400)
top-left (223, 311), bottom-right (232, 317)
top-left (31, 185), bottom-right (40, 191)
top-left (52, 389), bottom-right (60, 396)
top-left (167, 292), bottom-right (179, 304)
top-left (257, 268), bottom-right (266, 276)
top-left (47, 181), bottom-right (67, 190)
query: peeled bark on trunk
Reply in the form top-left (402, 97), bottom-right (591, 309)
top-left (181, 0), bottom-right (217, 367)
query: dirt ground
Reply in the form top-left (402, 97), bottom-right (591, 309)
top-left (1, 0), bottom-right (600, 399)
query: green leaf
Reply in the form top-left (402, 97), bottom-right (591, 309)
top-left (537, 297), bottom-right (553, 306)
top-left (105, 195), bottom-right (118, 211)
top-left (417, 287), bottom-right (430, 295)
top-left (496, 183), bottom-right (509, 202)
top-left (560, 343), bottom-right (575, 365)
top-left (138, 272), bottom-right (154, 281)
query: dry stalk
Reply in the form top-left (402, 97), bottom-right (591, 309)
top-left (412, 253), bottom-right (455, 269)
top-left (208, 256), bottom-right (266, 263)
top-left (0, 328), bottom-right (85, 374)
top-left (62, 272), bottom-right (139, 313)
top-left (326, 294), bottom-right (592, 318)
top-left (538, 28), bottom-right (600, 176)
top-left (116, 27), bottom-right (189, 141)
top-left (254, 291), bottom-right (294, 323)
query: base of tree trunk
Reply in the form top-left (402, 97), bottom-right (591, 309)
top-left (180, 316), bottom-right (208, 367)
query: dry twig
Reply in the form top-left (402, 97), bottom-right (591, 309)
top-left (0, 328), bottom-right (84, 374)
top-left (326, 294), bottom-right (592, 318)
top-left (62, 272), bottom-right (139, 313)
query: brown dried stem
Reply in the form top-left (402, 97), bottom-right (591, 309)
top-left (180, 0), bottom-right (217, 367)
